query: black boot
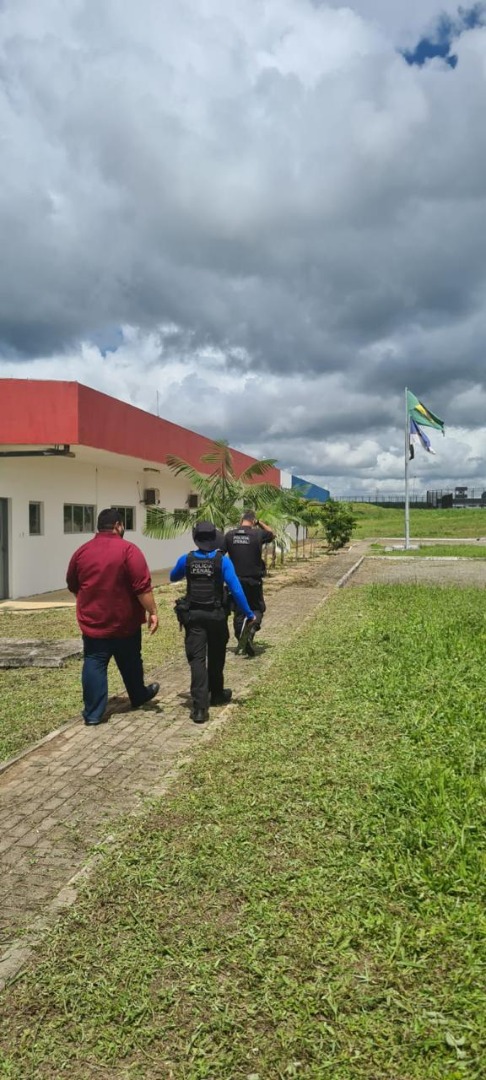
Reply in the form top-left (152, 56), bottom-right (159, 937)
top-left (245, 634), bottom-right (256, 657)
top-left (192, 707), bottom-right (209, 724)
top-left (131, 682), bottom-right (160, 709)
top-left (210, 689), bottom-right (233, 706)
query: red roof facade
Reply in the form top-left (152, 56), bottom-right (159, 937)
top-left (0, 379), bottom-right (280, 483)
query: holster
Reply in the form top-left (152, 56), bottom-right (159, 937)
top-left (222, 585), bottom-right (231, 617)
top-left (174, 597), bottom-right (191, 629)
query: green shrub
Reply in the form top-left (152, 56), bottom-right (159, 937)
top-left (320, 499), bottom-right (357, 549)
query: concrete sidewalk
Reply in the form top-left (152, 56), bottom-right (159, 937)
top-left (0, 545), bottom-right (366, 986)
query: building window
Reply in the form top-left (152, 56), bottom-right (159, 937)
top-left (111, 506), bottom-right (135, 530)
top-left (187, 493), bottom-right (199, 508)
top-left (29, 502), bottom-right (43, 536)
top-left (63, 504), bottom-right (96, 534)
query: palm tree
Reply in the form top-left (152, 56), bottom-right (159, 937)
top-left (144, 439), bottom-right (279, 539)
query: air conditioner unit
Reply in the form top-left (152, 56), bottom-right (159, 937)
top-left (143, 488), bottom-right (160, 505)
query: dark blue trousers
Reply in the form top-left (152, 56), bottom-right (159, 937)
top-left (82, 628), bottom-right (147, 722)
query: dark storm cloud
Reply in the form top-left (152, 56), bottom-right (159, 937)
top-left (2, 0), bottom-right (486, 491)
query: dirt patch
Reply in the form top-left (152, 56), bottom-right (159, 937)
top-left (348, 556), bottom-right (486, 588)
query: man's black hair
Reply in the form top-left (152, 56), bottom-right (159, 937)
top-left (97, 508), bottom-right (123, 531)
top-left (241, 509), bottom-right (257, 523)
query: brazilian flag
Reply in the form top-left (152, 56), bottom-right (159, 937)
top-left (407, 390), bottom-right (445, 433)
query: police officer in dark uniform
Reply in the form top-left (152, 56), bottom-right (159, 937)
top-left (224, 510), bottom-right (275, 655)
top-left (170, 522), bottom-right (255, 724)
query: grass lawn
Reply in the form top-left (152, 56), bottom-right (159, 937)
top-left (1, 584), bottom-right (484, 1079)
top-left (369, 544), bottom-right (486, 558)
top-left (352, 504), bottom-right (486, 539)
top-left (0, 590), bottom-right (180, 762)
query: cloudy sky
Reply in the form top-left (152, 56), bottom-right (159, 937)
top-left (2, 0), bottom-right (486, 496)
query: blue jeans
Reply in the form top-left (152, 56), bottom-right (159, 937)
top-left (82, 628), bottom-right (147, 722)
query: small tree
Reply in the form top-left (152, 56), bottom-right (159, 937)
top-left (299, 500), bottom-right (325, 557)
top-left (276, 489), bottom-right (309, 560)
top-left (319, 501), bottom-right (356, 550)
top-left (144, 439), bottom-right (279, 538)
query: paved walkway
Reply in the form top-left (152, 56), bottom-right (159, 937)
top-left (0, 545), bottom-right (366, 979)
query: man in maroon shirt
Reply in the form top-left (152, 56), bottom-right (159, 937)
top-left (66, 508), bottom-right (160, 726)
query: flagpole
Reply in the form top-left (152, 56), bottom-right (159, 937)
top-left (404, 386), bottom-right (410, 549)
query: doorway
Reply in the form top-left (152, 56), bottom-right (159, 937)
top-left (0, 499), bottom-right (9, 599)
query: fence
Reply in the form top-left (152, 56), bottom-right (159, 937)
top-left (334, 491), bottom-right (486, 509)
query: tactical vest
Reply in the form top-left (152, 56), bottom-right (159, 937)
top-left (226, 527), bottom-right (265, 580)
top-left (185, 552), bottom-right (225, 609)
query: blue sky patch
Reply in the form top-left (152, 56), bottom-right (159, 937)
top-left (89, 326), bottom-right (125, 357)
top-left (403, 3), bottom-right (485, 67)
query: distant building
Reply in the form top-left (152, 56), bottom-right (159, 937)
top-left (427, 490), bottom-right (453, 508)
top-left (427, 487), bottom-right (486, 509)
top-left (290, 475), bottom-right (330, 503)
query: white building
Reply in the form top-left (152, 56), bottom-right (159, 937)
top-left (0, 380), bottom-right (283, 599)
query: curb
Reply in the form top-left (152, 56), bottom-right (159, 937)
top-left (336, 555), bottom-right (364, 588)
top-left (367, 555), bottom-right (478, 562)
top-left (0, 716), bottom-right (81, 778)
top-left (0, 853), bottom-right (107, 991)
top-left (0, 694), bottom-right (135, 778)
